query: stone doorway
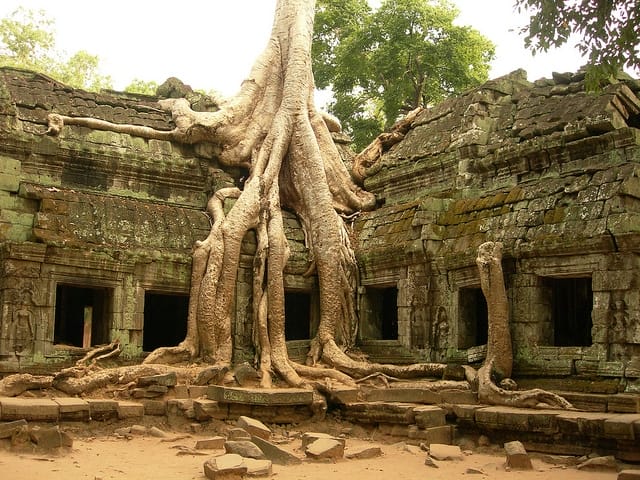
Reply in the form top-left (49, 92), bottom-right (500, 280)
top-left (142, 292), bottom-right (189, 352)
top-left (457, 287), bottom-right (488, 350)
top-left (284, 291), bottom-right (311, 340)
top-left (360, 286), bottom-right (398, 341)
top-left (54, 284), bottom-right (112, 348)
top-left (542, 277), bottom-right (593, 347)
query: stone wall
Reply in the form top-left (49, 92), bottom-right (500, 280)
top-left (355, 69), bottom-right (640, 392)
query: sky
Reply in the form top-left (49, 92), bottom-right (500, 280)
top-left (0, 0), bottom-right (590, 102)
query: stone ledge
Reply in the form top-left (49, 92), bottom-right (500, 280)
top-left (207, 385), bottom-right (313, 406)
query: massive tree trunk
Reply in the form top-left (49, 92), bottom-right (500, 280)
top-left (45, 0), bottom-right (445, 389)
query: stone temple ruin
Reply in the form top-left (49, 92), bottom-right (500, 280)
top-left (0, 66), bottom-right (640, 463)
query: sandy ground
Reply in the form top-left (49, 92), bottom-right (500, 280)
top-left (0, 431), bottom-right (622, 480)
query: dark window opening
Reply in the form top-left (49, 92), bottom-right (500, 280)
top-left (544, 277), bottom-right (593, 346)
top-left (380, 288), bottom-right (398, 340)
top-left (285, 292), bottom-right (311, 340)
top-left (458, 287), bottom-right (488, 349)
top-left (55, 284), bottom-right (111, 347)
top-left (143, 292), bottom-right (189, 351)
top-left (361, 287), bottom-right (398, 341)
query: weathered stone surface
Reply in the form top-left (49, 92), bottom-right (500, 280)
top-left (429, 444), bottom-right (462, 461)
top-left (577, 455), bottom-right (618, 471)
top-left (250, 435), bottom-right (302, 465)
top-left (208, 385), bottom-right (313, 406)
top-left (137, 372), bottom-right (177, 387)
top-left (305, 438), bottom-right (345, 460)
top-left (148, 426), bottom-right (168, 438)
top-left (0, 397), bottom-right (59, 421)
top-left (413, 405), bottom-right (446, 428)
top-left (87, 399), bottom-right (119, 421)
top-left (224, 440), bottom-right (266, 459)
top-left (345, 446), bottom-right (383, 459)
top-left (117, 401), bottom-right (144, 419)
top-left (408, 425), bottom-right (452, 444)
top-left (236, 416), bottom-right (271, 440)
top-left (228, 428), bottom-right (252, 441)
top-left (301, 432), bottom-right (346, 449)
top-left (194, 399), bottom-right (226, 421)
top-left (29, 425), bottom-right (73, 449)
top-left (0, 419), bottom-right (28, 439)
top-left (203, 453), bottom-right (247, 480)
top-left (195, 436), bottom-right (226, 450)
top-left (619, 469), bottom-right (640, 480)
top-left (504, 440), bottom-right (533, 470)
top-left (242, 458), bottom-right (273, 477)
top-left (53, 397), bottom-right (90, 421)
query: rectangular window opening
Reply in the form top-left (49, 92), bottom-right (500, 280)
top-left (361, 287), bottom-right (398, 341)
top-left (458, 287), bottom-right (488, 350)
top-left (543, 277), bottom-right (593, 347)
top-left (143, 292), bottom-right (189, 352)
top-left (284, 291), bottom-right (311, 340)
top-left (54, 284), bottom-right (112, 348)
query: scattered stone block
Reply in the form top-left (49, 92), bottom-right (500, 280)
top-left (0, 419), bottom-right (28, 439)
top-left (233, 363), bottom-right (261, 387)
top-left (504, 440), bottom-right (533, 470)
top-left (113, 427), bottom-right (131, 437)
top-left (237, 415), bottom-right (271, 440)
top-left (301, 432), bottom-right (345, 449)
top-left (345, 446), bottom-right (383, 459)
top-left (577, 455), bottom-right (618, 471)
top-left (243, 458), bottom-right (273, 477)
top-left (130, 424), bottom-right (147, 435)
top-left (305, 438), bottom-right (345, 460)
top-left (195, 436), bottom-right (226, 450)
top-left (149, 426), bottom-right (168, 438)
top-left (117, 401), bottom-right (144, 419)
top-left (619, 470), bottom-right (640, 480)
top-left (29, 425), bottom-right (73, 449)
top-left (194, 365), bottom-right (229, 386)
top-left (203, 453), bottom-right (247, 480)
top-left (403, 444), bottom-right (423, 455)
top-left (429, 444), bottom-right (463, 461)
top-left (424, 456), bottom-right (439, 468)
top-left (54, 397), bottom-right (90, 421)
top-left (250, 434), bottom-right (302, 465)
top-left (225, 440), bottom-right (266, 459)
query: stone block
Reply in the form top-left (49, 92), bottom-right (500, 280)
top-left (608, 394), bottom-right (640, 413)
top-left (408, 425), bottom-right (452, 444)
top-left (619, 470), bottom-right (640, 480)
top-left (207, 385), bottom-right (313, 405)
top-left (603, 414), bottom-right (640, 440)
top-left (301, 432), bottom-right (346, 449)
top-left (225, 440), bottom-right (266, 459)
top-left (54, 397), bottom-right (90, 421)
top-left (86, 399), bottom-right (119, 421)
top-left (195, 436), bottom-right (226, 450)
top-left (193, 399), bottom-right (226, 421)
top-left (142, 399), bottom-right (167, 416)
top-left (117, 401), bottom-right (144, 419)
top-left (173, 385), bottom-right (189, 398)
top-left (364, 388), bottom-right (441, 404)
top-left (556, 411), bottom-right (613, 436)
top-left (242, 458), bottom-right (272, 477)
top-left (250, 435), bottom-right (302, 465)
top-left (439, 389), bottom-right (477, 404)
top-left (203, 453), bottom-right (247, 480)
top-left (136, 371), bottom-right (177, 387)
top-left (345, 446), bottom-right (383, 459)
top-left (236, 415), bottom-right (271, 440)
top-left (305, 438), bottom-right (344, 460)
top-left (0, 419), bottom-right (28, 439)
top-left (189, 385), bottom-right (208, 398)
top-left (413, 405), bottom-right (446, 428)
top-left (0, 398), bottom-right (59, 422)
top-left (29, 425), bottom-right (73, 449)
top-left (504, 440), bottom-right (533, 470)
top-left (167, 398), bottom-right (194, 419)
top-left (429, 444), bottom-right (462, 460)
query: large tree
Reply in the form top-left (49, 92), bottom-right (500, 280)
top-left (313, 0), bottom-right (494, 150)
top-left (516, 0), bottom-right (639, 86)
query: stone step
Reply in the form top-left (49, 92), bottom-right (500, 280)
top-left (0, 397), bottom-right (147, 422)
top-left (207, 385), bottom-right (313, 405)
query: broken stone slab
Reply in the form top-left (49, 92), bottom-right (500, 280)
top-left (345, 446), bottom-right (383, 459)
top-left (619, 470), bottom-right (640, 480)
top-left (207, 385), bottom-right (313, 406)
top-left (250, 434), bottom-right (302, 465)
top-left (196, 436), bottom-right (226, 450)
top-left (424, 456), bottom-right (439, 468)
top-left (305, 438), bottom-right (345, 460)
top-left (0, 419), bottom-right (28, 439)
top-left (225, 440), bottom-right (266, 459)
top-left (194, 399), bottom-right (227, 421)
top-left (237, 415), bottom-right (271, 440)
top-left (204, 453), bottom-right (247, 480)
top-left (195, 365), bottom-right (229, 386)
top-left (242, 458), bottom-right (273, 477)
top-left (577, 455), bottom-right (618, 471)
top-left (130, 424), bottom-right (147, 435)
top-left (504, 440), bottom-right (533, 470)
top-left (29, 425), bottom-right (73, 449)
top-left (149, 426), bottom-right (168, 438)
top-left (301, 432), bottom-right (346, 449)
top-left (429, 444), bottom-right (463, 461)
top-left (136, 371), bottom-right (177, 387)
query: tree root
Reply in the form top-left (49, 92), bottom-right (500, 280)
top-left (0, 373), bottom-right (53, 397)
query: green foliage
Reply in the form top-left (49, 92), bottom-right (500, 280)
top-left (313, 0), bottom-right (494, 150)
top-left (0, 8), bottom-right (112, 91)
top-left (124, 78), bottom-right (159, 95)
top-left (515, 0), bottom-right (639, 88)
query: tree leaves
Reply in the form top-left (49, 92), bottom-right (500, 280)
top-left (313, 0), bottom-right (494, 151)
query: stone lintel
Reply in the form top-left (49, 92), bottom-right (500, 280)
top-left (207, 385), bottom-right (313, 406)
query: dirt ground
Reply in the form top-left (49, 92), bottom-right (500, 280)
top-left (0, 426), bottom-right (624, 480)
